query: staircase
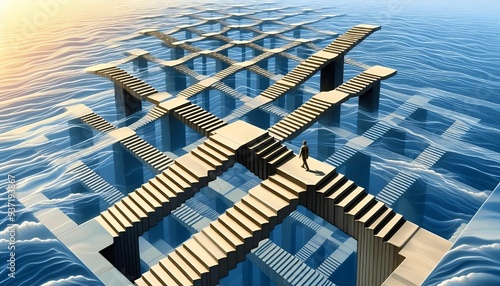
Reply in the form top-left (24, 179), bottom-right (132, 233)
top-left (135, 170), bottom-right (309, 286)
top-left (239, 134), bottom-right (294, 179)
top-left (99, 136), bottom-right (237, 240)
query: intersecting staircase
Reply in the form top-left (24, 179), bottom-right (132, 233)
top-left (99, 136), bottom-right (237, 240)
top-left (269, 96), bottom-right (332, 141)
top-left (135, 169), bottom-right (310, 286)
top-left (128, 106), bottom-right (168, 131)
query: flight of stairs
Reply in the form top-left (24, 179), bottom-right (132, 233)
top-left (239, 134), bottom-right (294, 179)
top-left (135, 170), bottom-right (309, 286)
top-left (98, 136), bottom-right (237, 240)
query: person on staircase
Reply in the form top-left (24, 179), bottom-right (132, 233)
top-left (299, 140), bottom-right (310, 171)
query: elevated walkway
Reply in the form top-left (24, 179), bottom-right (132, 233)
top-left (268, 66), bottom-right (397, 141)
top-left (88, 66), bottom-right (158, 100)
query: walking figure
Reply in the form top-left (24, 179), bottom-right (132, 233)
top-left (299, 140), bottom-right (310, 171)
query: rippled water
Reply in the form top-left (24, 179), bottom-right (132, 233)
top-left (1, 0), bottom-right (499, 285)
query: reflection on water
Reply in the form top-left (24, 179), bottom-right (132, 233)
top-left (0, 0), bottom-right (499, 285)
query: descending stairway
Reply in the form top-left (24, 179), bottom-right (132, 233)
top-left (135, 171), bottom-right (309, 286)
top-left (249, 239), bottom-right (335, 286)
top-left (95, 67), bottom-right (158, 99)
top-left (99, 136), bottom-right (237, 241)
top-left (79, 113), bottom-right (117, 133)
top-left (239, 133), bottom-right (294, 179)
top-left (69, 162), bottom-right (123, 205)
top-left (309, 172), bottom-right (408, 285)
top-left (120, 134), bottom-right (174, 173)
top-left (168, 102), bottom-right (227, 137)
top-left (128, 106), bottom-right (168, 131)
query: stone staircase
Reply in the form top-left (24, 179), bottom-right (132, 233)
top-left (98, 136), bottom-right (237, 240)
top-left (135, 167), bottom-right (310, 286)
top-left (95, 66), bottom-right (158, 99)
top-left (239, 134), bottom-right (294, 179)
top-left (120, 134), bottom-right (174, 173)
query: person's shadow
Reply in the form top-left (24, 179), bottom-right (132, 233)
top-left (306, 169), bottom-right (325, 176)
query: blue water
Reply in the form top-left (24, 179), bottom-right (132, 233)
top-left (1, 0), bottom-right (499, 285)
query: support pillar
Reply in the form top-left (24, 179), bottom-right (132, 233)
top-left (317, 106), bottom-right (340, 160)
top-left (320, 56), bottom-right (344, 91)
top-left (357, 81), bottom-right (381, 134)
top-left (161, 114), bottom-right (186, 151)
top-left (216, 49), bottom-right (235, 88)
top-left (275, 55), bottom-right (288, 74)
top-left (286, 89), bottom-right (303, 111)
top-left (164, 67), bottom-right (186, 93)
top-left (115, 84), bottom-right (142, 121)
top-left (113, 143), bottom-right (144, 194)
top-left (346, 151), bottom-right (371, 189)
top-left (247, 108), bottom-right (270, 130)
top-left (254, 41), bottom-right (270, 93)
top-left (221, 92), bottom-right (236, 116)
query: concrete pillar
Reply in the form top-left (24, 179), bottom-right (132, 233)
top-left (286, 89), bottom-right (303, 111)
top-left (201, 90), bottom-right (210, 112)
top-left (247, 108), bottom-right (270, 130)
top-left (346, 151), bottom-right (371, 189)
top-left (164, 67), bottom-right (186, 93)
top-left (114, 84), bottom-right (142, 121)
top-left (359, 81), bottom-right (381, 112)
top-left (275, 55), bottom-right (288, 75)
top-left (357, 81), bottom-right (381, 134)
top-left (254, 42), bottom-right (270, 93)
top-left (394, 178), bottom-right (426, 225)
top-left (161, 114), bottom-right (186, 151)
top-left (113, 143), bottom-right (144, 194)
top-left (216, 48), bottom-right (235, 89)
top-left (133, 57), bottom-right (148, 71)
top-left (202, 57), bottom-right (208, 75)
top-left (385, 128), bottom-right (406, 156)
top-left (221, 92), bottom-right (236, 116)
top-left (320, 56), bottom-right (344, 91)
top-left (317, 106), bottom-right (340, 160)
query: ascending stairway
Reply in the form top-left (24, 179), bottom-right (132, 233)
top-left (120, 134), bottom-right (174, 172)
top-left (135, 169), bottom-right (309, 286)
top-left (168, 103), bottom-right (227, 137)
top-left (240, 134), bottom-right (294, 179)
top-left (69, 162), bottom-right (123, 205)
top-left (99, 136), bottom-right (237, 240)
